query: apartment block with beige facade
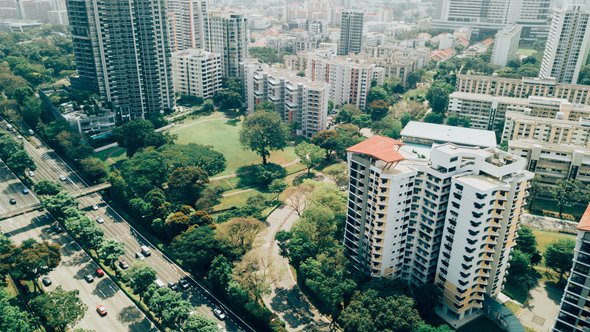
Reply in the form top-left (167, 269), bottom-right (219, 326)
top-left (171, 48), bottom-right (221, 99)
top-left (242, 60), bottom-right (329, 138)
top-left (344, 136), bottom-right (532, 325)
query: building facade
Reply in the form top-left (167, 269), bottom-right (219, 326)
top-left (554, 204), bottom-right (590, 332)
top-left (204, 12), bottom-right (248, 77)
top-left (171, 48), bottom-right (221, 99)
top-left (491, 24), bottom-right (522, 67)
top-left (243, 60), bottom-right (329, 138)
top-left (539, 4), bottom-right (590, 84)
top-left (344, 136), bottom-right (532, 323)
top-left (338, 9), bottom-right (363, 56)
top-left (167, 0), bottom-right (208, 52)
top-left (66, 0), bottom-right (174, 119)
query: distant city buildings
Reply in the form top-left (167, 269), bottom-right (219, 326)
top-left (539, 3), bottom-right (590, 84)
top-left (344, 135), bottom-right (532, 324)
top-left (338, 9), bottom-right (363, 56)
top-left (167, 0), bottom-right (208, 51)
top-left (0, 0), bottom-right (68, 25)
top-left (66, 0), bottom-right (174, 119)
top-left (204, 12), bottom-right (248, 77)
top-left (171, 48), bottom-right (222, 99)
top-left (491, 25), bottom-right (522, 67)
top-left (554, 204), bottom-right (590, 332)
top-left (242, 60), bottom-right (329, 138)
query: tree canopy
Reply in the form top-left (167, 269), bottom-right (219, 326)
top-left (239, 109), bottom-right (289, 164)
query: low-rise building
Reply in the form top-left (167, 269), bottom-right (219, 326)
top-left (171, 48), bottom-right (222, 99)
top-left (63, 111), bottom-right (116, 138)
top-left (243, 60), bottom-right (329, 138)
top-left (401, 121), bottom-right (497, 148)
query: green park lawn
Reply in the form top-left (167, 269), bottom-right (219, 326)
top-left (170, 112), bottom-right (298, 176)
top-left (532, 229), bottom-right (576, 261)
top-left (95, 146), bottom-right (127, 167)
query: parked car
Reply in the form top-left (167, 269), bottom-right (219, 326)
top-left (92, 204), bottom-right (99, 210)
top-left (213, 307), bottom-right (226, 320)
top-left (28, 129), bottom-right (34, 135)
top-left (135, 252), bottom-right (145, 260)
top-left (41, 276), bottom-right (52, 287)
top-left (96, 305), bottom-right (108, 316)
top-left (140, 245), bottom-right (151, 257)
top-left (118, 260), bottom-right (129, 269)
top-left (84, 274), bottom-right (95, 283)
top-left (28, 170), bottom-right (35, 177)
top-left (96, 216), bottom-right (105, 224)
top-left (96, 268), bottom-right (105, 277)
top-left (168, 282), bottom-right (178, 291)
top-left (59, 175), bottom-right (67, 181)
top-left (179, 278), bottom-right (190, 290)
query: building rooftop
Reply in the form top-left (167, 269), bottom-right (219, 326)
top-left (347, 135), bottom-right (405, 163)
top-left (401, 121), bottom-right (497, 147)
top-left (578, 204), bottom-right (590, 231)
top-left (457, 174), bottom-right (505, 191)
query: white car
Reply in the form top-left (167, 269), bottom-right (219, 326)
top-left (59, 175), bottom-right (67, 181)
top-left (213, 308), bottom-right (226, 320)
top-left (17, 135), bottom-right (23, 139)
top-left (28, 170), bottom-right (35, 177)
top-left (96, 217), bottom-right (105, 224)
top-left (92, 204), bottom-right (99, 210)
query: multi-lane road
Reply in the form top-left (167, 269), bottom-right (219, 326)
top-left (2, 121), bottom-right (254, 331)
top-left (0, 161), bottom-right (37, 214)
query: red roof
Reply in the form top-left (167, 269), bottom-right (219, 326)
top-left (346, 136), bottom-right (405, 163)
top-left (578, 204), bottom-right (590, 231)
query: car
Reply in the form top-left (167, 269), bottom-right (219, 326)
top-left (41, 276), bottom-right (52, 287)
top-left (53, 223), bottom-right (63, 233)
top-left (28, 129), bottom-right (34, 136)
top-left (179, 278), bottom-right (190, 290)
top-left (21, 188), bottom-right (29, 195)
top-left (155, 279), bottom-right (165, 288)
top-left (135, 252), bottom-right (145, 260)
top-left (59, 175), bottom-right (67, 181)
top-left (17, 135), bottom-right (23, 139)
top-left (140, 245), bottom-right (151, 257)
top-left (84, 274), bottom-right (94, 283)
top-left (168, 282), bottom-right (178, 291)
top-left (9, 198), bottom-right (16, 205)
top-left (96, 305), bottom-right (108, 316)
top-left (96, 268), bottom-right (104, 277)
top-left (118, 260), bottom-right (129, 269)
top-left (96, 216), bottom-right (105, 224)
top-left (213, 307), bottom-right (226, 320)
top-left (28, 170), bottom-right (35, 177)
top-left (92, 204), bottom-right (99, 210)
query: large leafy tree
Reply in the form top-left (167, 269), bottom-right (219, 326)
top-left (170, 226), bottom-right (220, 276)
top-left (78, 157), bottom-right (107, 183)
top-left (184, 314), bottom-right (219, 332)
top-left (426, 81), bottom-right (453, 114)
top-left (207, 255), bottom-right (233, 291)
top-left (295, 142), bottom-right (326, 175)
top-left (6, 150), bottom-right (35, 175)
top-left (366, 99), bottom-right (390, 121)
top-left (31, 286), bottom-right (87, 331)
top-left (145, 287), bottom-right (191, 329)
top-left (0, 234), bottom-right (15, 276)
top-left (311, 130), bottom-right (339, 159)
top-left (249, 47), bottom-right (280, 64)
top-left (112, 119), bottom-right (170, 157)
top-left (120, 150), bottom-right (168, 195)
top-left (128, 263), bottom-right (157, 300)
top-left (551, 179), bottom-right (584, 218)
top-left (0, 287), bottom-right (33, 332)
top-left (34, 180), bottom-right (62, 196)
top-left (41, 192), bottom-right (78, 220)
top-left (506, 250), bottom-right (540, 290)
top-left (516, 226), bottom-right (542, 265)
top-left (166, 166), bottom-right (209, 204)
top-left (545, 239), bottom-right (576, 283)
top-left (64, 215), bottom-right (104, 250)
top-left (239, 110), bottom-right (288, 164)
top-left (215, 218), bottom-right (264, 257)
top-left (97, 239), bottom-right (125, 268)
top-left (0, 133), bottom-right (22, 161)
top-left (12, 239), bottom-right (61, 293)
top-left (158, 143), bottom-right (226, 176)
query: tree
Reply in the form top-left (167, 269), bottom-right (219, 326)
top-left (249, 47), bottom-right (280, 64)
top-left (400, 112), bottom-right (414, 127)
top-left (407, 71), bottom-right (423, 89)
top-left (579, 64), bottom-right (590, 85)
top-left (295, 142), bottom-right (326, 176)
top-left (268, 179), bottom-right (287, 201)
top-left (64, 215), bottom-right (104, 250)
top-left (311, 130), bottom-right (339, 160)
top-left (0, 234), bottom-right (15, 276)
top-left (120, 150), bottom-right (168, 195)
top-left (324, 164), bottom-right (348, 188)
top-left (445, 115), bottom-right (470, 127)
top-left (201, 99), bottom-right (215, 113)
top-left (31, 286), bottom-right (87, 331)
top-left (97, 240), bottom-right (125, 268)
top-left (145, 287), bottom-right (191, 329)
top-left (339, 289), bottom-right (423, 332)
top-left (426, 82), bottom-right (453, 113)
top-left (551, 179), bottom-right (583, 218)
top-left (12, 239), bottom-right (61, 293)
top-left (423, 112), bottom-right (445, 124)
top-left (184, 314), bottom-right (219, 332)
top-left (6, 150), bottom-right (35, 175)
top-left (20, 97), bottom-right (42, 127)
top-left (372, 116), bottom-right (403, 139)
top-left (158, 143), bottom-right (226, 176)
top-left (194, 186), bottom-right (223, 211)
top-left (215, 218), bottom-right (264, 256)
top-left (170, 226), bottom-right (220, 275)
top-left (366, 86), bottom-right (388, 104)
top-left (506, 250), bottom-right (540, 290)
top-left (516, 226), bottom-right (542, 264)
top-left (112, 119), bottom-right (169, 157)
top-left (232, 252), bottom-right (278, 301)
top-left (414, 324), bottom-right (453, 332)
top-left (239, 110), bottom-right (288, 164)
top-left (34, 180), bottom-right (62, 196)
top-left (128, 263), bottom-right (157, 299)
top-left (78, 157), bottom-right (107, 183)
top-left (546, 239), bottom-right (576, 284)
top-left (286, 183), bottom-right (313, 217)
top-left (207, 255), bottom-right (233, 291)
top-left (366, 99), bottom-right (390, 121)
top-left (527, 178), bottom-right (540, 211)
top-left (41, 192), bottom-right (78, 220)
top-left (166, 166), bottom-right (209, 203)
top-left (0, 287), bottom-right (33, 332)
top-left (0, 133), bottom-right (22, 161)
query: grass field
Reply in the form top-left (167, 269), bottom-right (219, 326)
top-left (532, 229), bottom-right (576, 260)
top-left (517, 48), bottom-right (537, 57)
top-left (95, 146), bottom-right (127, 167)
top-left (171, 112), bottom-right (298, 176)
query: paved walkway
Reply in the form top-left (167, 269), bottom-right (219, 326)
top-left (517, 282), bottom-right (562, 332)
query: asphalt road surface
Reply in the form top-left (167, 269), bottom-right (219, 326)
top-left (4, 120), bottom-right (253, 331)
top-left (0, 161), bottom-right (38, 215)
top-left (0, 210), bottom-right (157, 331)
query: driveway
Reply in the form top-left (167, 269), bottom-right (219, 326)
top-left (518, 282), bottom-right (562, 332)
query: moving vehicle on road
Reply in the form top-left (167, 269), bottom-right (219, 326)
top-left (92, 204), bottom-right (99, 210)
top-left (168, 282), bottom-right (178, 291)
top-left (213, 307), bottom-right (226, 320)
top-left (84, 274), bottom-right (95, 283)
top-left (135, 252), bottom-right (145, 260)
top-left (140, 245), bottom-right (151, 257)
top-left (96, 268), bottom-right (104, 277)
top-left (179, 277), bottom-right (190, 290)
top-left (21, 188), bottom-right (29, 195)
top-left (59, 175), bottom-right (67, 181)
top-left (96, 305), bottom-right (108, 316)
top-left (96, 216), bottom-right (105, 224)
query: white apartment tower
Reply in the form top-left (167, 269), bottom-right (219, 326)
top-left (338, 9), bottom-right (363, 56)
top-left (204, 12), bottom-right (248, 77)
top-left (171, 48), bottom-right (222, 99)
top-left (540, 3), bottom-right (590, 84)
top-left (243, 60), bottom-right (329, 138)
top-left (554, 204), bottom-right (590, 332)
top-left (167, 0), bottom-right (208, 52)
top-left (66, 0), bottom-right (174, 119)
top-left (344, 136), bottom-right (532, 323)
top-left (491, 25), bottom-right (522, 67)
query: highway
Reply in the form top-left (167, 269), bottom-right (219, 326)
top-left (4, 121), bottom-right (254, 331)
top-left (0, 161), bottom-right (38, 215)
top-left (0, 210), bottom-right (157, 331)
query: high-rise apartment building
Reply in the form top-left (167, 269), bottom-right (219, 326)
top-left (491, 25), bottom-right (522, 67)
top-left (167, 0), bottom-right (207, 52)
top-left (345, 136), bottom-right (532, 323)
top-left (338, 9), bottom-right (363, 56)
top-left (432, 0), bottom-right (553, 41)
top-left (204, 12), bottom-right (248, 77)
top-left (243, 60), bottom-right (329, 138)
top-left (306, 50), bottom-right (384, 109)
top-left (554, 204), bottom-right (590, 332)
top-left (539, 4), bottom-right (590, 84)
top-left (171, 48), bottom-right (222, 99)
top-left (66, 0), bottom-right (174, 119)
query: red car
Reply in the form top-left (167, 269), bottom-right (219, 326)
top-left (96, 268), bottom-right (105, 277)
top-left (96, 305), bottom-right (107, 316)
